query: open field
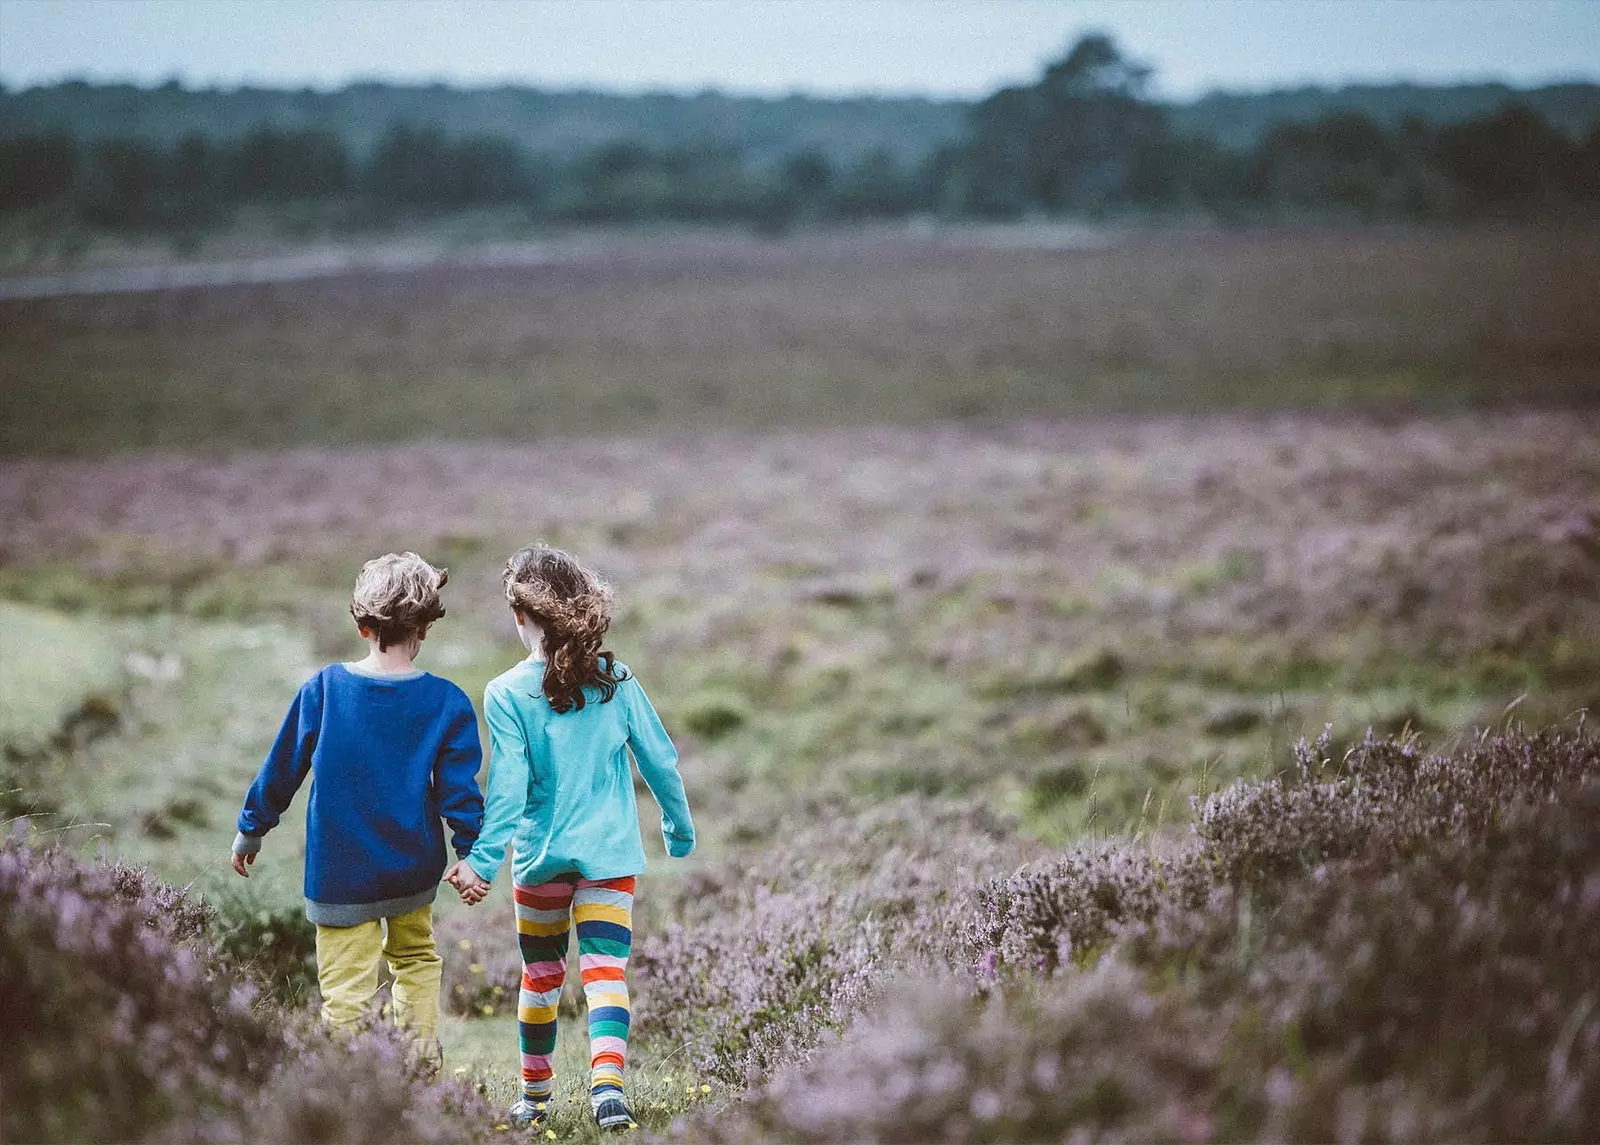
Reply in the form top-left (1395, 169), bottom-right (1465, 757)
top-left (4, 223), bottom-right (1600, 1140)
top-left (3, 223), bottom-right (1599, 455)
top-left (6, 412), bottom-right (1598, 833)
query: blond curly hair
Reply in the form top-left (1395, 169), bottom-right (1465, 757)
top-left (503, 544), bottom-right (628, 713)
top-left (350, 552), bottom-right (448, 651)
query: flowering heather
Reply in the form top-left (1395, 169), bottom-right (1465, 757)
top-left (0, 836), bottom-right (499, 1143)
top-left (632, 798), bottom-right (1032, 1083)
top-left (1, 836), bottom-right (274, 1141)
top-left (703, 729), bottom-right (1600, 1142)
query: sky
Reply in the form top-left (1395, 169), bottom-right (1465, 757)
top-left (2, 0), bottom-right (1598, 101)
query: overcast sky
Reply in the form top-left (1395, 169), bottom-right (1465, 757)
top-left (2, 0), bottom-right (1598, 100)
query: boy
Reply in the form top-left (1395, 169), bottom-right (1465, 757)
top-left (230, 551), bottom-right (484, 1067)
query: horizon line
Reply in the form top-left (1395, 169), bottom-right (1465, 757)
top-left (5, 69), bottom-right (1600, 106)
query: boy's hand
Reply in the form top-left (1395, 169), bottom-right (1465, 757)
top-left (230, 851), bottom-right (256, 878)
top-left (444, 860), bottom-right (490, 905)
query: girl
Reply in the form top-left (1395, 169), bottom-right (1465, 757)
top-left (451, 544), bottom-right (695, 1132)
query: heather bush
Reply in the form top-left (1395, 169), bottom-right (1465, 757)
top-left (707, 728), bottom-right (1600, 1142)
top-left (709, 961), bottom-right (1235, 1144)
top-left (0, 836), bottom-right (502, 1143)
top-left (0, 835), bottom-right (277, 1142)
top-left (242, 1018), bottom-right (500, 1145)
top-left (632, 797), bottom-right (1030, 1083)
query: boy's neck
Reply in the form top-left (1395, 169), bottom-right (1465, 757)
top-left (356, 639), bottom-right (420, 674)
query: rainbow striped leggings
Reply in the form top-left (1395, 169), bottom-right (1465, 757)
top-left (514, 873), bottom-right (636, 1108)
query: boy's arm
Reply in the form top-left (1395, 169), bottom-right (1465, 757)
top-left (234, 677), bottom-right (321, 857)
top-left (624, 675), bottom-right (695, 858)
top-left (464, 685), bottom-right (533, 885)
top-left (435, 693), bottom-right (485, 860)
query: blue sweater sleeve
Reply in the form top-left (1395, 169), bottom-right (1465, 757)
top-left (237, 674), bottom-right (320, 841)
top-left (435, 690), bottom-right (485, 860)
top-left (466, 684), bottom-right (533, 884)
top-left (625, 675), bottom-right (695, 858)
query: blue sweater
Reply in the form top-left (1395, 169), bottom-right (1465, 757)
top-left (466, 657), bottom-right (694, 888)
top-left (234, 664), bottom-right (485, 925)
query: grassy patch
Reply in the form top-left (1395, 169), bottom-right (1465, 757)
top-left (0, 601), bottom-right (125, 760)
top-left (441, 1015), bottom-right (725, 1140)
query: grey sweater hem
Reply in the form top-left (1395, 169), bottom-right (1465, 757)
top-left (305, 885), bottom-right (438, 927)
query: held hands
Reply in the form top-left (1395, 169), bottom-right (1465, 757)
top-left (444, 860), bottom-right (490, 906)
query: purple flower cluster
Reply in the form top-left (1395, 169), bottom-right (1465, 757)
top-left (702, 728), bottom-right (1600, 1141)
top-left (0, 838), bottom-right (275, 1142)
top-left (632, 798), bottom-right (1029, 1084)
top-left (0, 835), bottom-right (499, 1143)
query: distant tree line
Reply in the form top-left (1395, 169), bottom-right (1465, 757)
top-left (3, 35), bottom-right (1598, 235)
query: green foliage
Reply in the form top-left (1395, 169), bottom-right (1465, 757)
top-left (207, 881), bottom-right (320, 1006)
top-left (4, 39), bottom-right (1598, 241)
top-left (680, 694), bottom-right (749, 740)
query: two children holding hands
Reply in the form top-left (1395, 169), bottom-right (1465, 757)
top-left (231, 545), bottom-right (693, 1132)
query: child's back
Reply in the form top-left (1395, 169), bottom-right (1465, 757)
top-left (231, 552), bottom-right (483, 1065)
top-left (469, 655), bottom-right (692, 890)
top-left (240, 662), bottom-right (482, 922)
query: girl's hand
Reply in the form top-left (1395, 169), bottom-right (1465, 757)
top-left (444, 860), bottom-right (491, 905)
top-left (230, 851), bottom-right (256, 878)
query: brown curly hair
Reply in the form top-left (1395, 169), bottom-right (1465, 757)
top-left (503, 544), bottom-right (629, 713)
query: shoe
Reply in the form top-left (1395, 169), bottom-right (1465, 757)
top-left (592, 1095), bottom-right (636, 1131)
top-left (507, 1097), bottom-right (550, 1129)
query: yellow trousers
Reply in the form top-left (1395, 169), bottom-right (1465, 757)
top-left (315, 903), bottom-right (442, 1063)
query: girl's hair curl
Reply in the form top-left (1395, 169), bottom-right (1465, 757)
top-left (503, 544), bottom-right (629, 713)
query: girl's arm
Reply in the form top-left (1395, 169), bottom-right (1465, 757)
top-left (434, 691), bottom-right (486, 860)
top-left (624, 675), bottom-right (695, 858)
top-left (234, 675), bottom-right (321, 855)
top-left (465, 684), bottom-right (532, 884)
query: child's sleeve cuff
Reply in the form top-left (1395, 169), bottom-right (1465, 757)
top-left (232, 831), bottom-right (263, 855)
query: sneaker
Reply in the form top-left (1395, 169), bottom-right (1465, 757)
top-left (592, 1095), bottom-right (636, 1131)
top-left (507, 1097), bottom-right (551, 1129)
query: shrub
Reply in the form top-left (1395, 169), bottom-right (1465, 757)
top-left (681, 695), bottom-right (748, 740)
top-left (0, 837), bottom-right (500, 1143)
top-left (632, 798), bottom-right (1028, 1083)
top-left (243, 1018), bottom-right (500, 1145)
top-left (0, 837), bottom-right (278, 1142)
top-left (713, 961), bottom-right (1232, 1144)
top-left (707, 728), bottom-right (1600, 1142)
top-left (208, 882), bottom-right (320, 1006)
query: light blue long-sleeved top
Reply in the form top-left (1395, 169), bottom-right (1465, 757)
top-left (465, 656), bottom-right (694, 887)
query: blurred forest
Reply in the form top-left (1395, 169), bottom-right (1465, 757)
top-left (2, 35), bottom-right (1599, 243)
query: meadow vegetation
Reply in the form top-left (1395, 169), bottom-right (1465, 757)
top-left (3, 223), bottom-right (1599, 454)
top-left (2, 226), bottom-right (1598, 1140)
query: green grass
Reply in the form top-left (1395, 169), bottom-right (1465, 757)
top-left (0, 602), bottom-right (126, 759)
top-left (441, 1016), bottom-right (724, 1141)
